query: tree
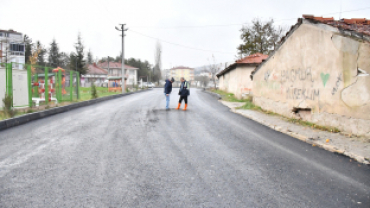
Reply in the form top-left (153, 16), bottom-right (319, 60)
top-left (48, 39), bottom-right (61, 67)
top-left (36, 41), bottom-right (47, 66)
top-left (24, 34), bottom-right (32, 64)
top-left (29, 42), bottom-right (42, 73)
top-left (153, 41), bottom-right (162, 83)
top-left (99, 56), bottom-right (115, 63)
top-left (207, 55), bottom-right (219, 88)
top-left (87, 49), bottom-right (93, 64)
top-left (124, 58), bottom-right (152, 79)
top-left (59, 52), bottom-right (70, 68)
top-left (237, 18), bottom-right (285, 57)
top-left (70, 33), bottom-right (87, 76)
top-left (195, 75), bottom-right (210, 88)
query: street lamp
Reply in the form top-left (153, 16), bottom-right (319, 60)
top-left (115, 24), bottom-right (128, 93)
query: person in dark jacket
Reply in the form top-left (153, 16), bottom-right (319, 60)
top-left (164, 77), bottom-right (175, 110)
top-left (176, 77), bottom-right (190, 111)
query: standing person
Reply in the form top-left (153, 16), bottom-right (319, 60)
top-left (164, 77), bottom-right (175, 110)
top-left (176, 77), bottom-right (190, 111)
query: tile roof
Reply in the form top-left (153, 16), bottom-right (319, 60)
top-left (250, 14), bottom-right (370, 80)
top-left (302, 15), bottom-right (370, 36)
top-left (0, 29), bottom-right (22, 35)
top-left (87, 63), bottom-right (108, 75)
top-left (216, 53), bottom-right (268, 77)
top-left (235, 53), bottom-right (269, 64)
top-left (97, 62), bottom-right (138, 70)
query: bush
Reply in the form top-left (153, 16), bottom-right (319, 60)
top-left (2, 94), bottom-right (16, 118)
top-left (91, 83), bottom-right (98, 99)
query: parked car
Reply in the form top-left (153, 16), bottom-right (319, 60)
top-left (147, 82), bottom-right (155, 88)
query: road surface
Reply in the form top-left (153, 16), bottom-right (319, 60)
top-left (0, 88), bottom-right (369, 207)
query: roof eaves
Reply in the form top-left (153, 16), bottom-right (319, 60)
top-left (251, 18), bottom-right (304, 80)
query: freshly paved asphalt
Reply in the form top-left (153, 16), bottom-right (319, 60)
top-left (0, 88), bottom-right (369, 207)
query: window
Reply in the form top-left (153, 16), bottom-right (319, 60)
top-left (10, 43), bottom-right (25, 52)
top-left (0, 33), bottom-right (2, 37)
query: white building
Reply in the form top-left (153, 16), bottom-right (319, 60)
top-left (0, 29), bottom-right (28, 109)
top-left (0, 29), bottom-right (25, 70)
top-left (98, 61), bottom-right (138, 86)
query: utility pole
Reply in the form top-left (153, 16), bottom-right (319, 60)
top-left (115, 24), bottom-right (128, 93)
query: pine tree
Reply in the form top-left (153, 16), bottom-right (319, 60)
top-left (48, 39), bottom-right (61, 68)
top-left (87, 49), bottom-right (93, 64)
top-left (71, 33), bottom-right (87, 76)
top-left (36, 41), bottom-right (47, 66)
top-left (24, 35), bottom-right (32, 64)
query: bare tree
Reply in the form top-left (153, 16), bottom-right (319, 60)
top-left (153, 41), bottom-right (162, 83)
top-left (207, 54), bottom-right (219, 88)
top-left (195, 75), bottom-right (210, 88)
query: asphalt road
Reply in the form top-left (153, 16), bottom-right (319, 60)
top-left (0, 88), bottom-right (369, 207)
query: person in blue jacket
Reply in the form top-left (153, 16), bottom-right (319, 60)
top-left (164, 77), bottom-right (175, 110)
top-left (176, 77), bottom-right (190, 111)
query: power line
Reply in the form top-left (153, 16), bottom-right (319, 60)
top-left (130, 6), bottom-right (370, 29)
top-left (128, 30), bottom-right (235, 55)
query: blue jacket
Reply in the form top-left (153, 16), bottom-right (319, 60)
top-left (164, 79), bottom-right (172, 94)
top-left (179, 81), bottom-right (190, 96)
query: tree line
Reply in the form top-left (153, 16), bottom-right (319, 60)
top-left (23, 33), bottom-right (158, 81)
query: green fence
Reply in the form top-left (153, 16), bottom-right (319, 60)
top-left (3, 63), bottom-right (80, 108)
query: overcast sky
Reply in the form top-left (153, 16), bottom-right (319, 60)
top-left (1, 0), bottom-right (369, 69)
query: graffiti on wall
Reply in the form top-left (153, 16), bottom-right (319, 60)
top-left (331, 73), bottom-right (342, 95)
top-left (264, 70), bottom-right (271, 81)
top-left (281, 68), bottom-right (314, 83)
top-left (286, 88), bottom-right (320, 100)
top-left (320, 73), bottom-right (330, 87)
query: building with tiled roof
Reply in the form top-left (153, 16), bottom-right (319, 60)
top-left (81, 63), bottom-right (108, 87)
top-left (216, 53), bottom-right (268, 99)
top-left (251, 15), bottom-right (370, 136)
top-left (170, 66), bottom-right (194, 82)
top-left (97, 61), bottom-right (138, 86)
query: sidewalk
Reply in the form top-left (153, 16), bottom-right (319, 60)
top-left (220, 100), bottom-right (370, 165)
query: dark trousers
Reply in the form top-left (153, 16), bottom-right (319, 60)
top-left (179, 96), bottom-right (188, 104)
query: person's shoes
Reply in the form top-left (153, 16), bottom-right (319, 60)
top-left (176, 103), bottom-right (181, 110)
top-left (166, 108), bottom-right (170, 111)
top-left (183, 104), bottom-right (187, 111)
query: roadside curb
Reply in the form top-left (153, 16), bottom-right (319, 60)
top-left (202, 90), bottom-right (221, 100)
top-left (230, 107), bottom-right (370, 165)
top-left (0, 89), bottom-right (151, 132)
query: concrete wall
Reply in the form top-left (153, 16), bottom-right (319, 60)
top-left (218, 65), bottom-right (254, 99)
top-left (253, 22), bottom-right (370, 136)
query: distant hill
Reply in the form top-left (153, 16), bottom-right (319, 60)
top-left (193, 61), bottom-right (234, 75)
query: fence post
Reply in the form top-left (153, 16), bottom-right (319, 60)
top-left (58, 69), bottom-right (62, 102)
top-left (70, 71), bottom-right (73, 101)
top-left (6, 63), bottom-right (13, 97)
top-left (6, 63), bottom-right (13, 107)
top-left (76, 72), bottom-right (80, 100)
top-left (35, 72), bottom-right (39, 97)
top-left (27, 65), bottom-right (32, 107)
top-left (45, 67), bottom-right (49, 105)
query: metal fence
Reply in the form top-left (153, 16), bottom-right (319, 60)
top-left (2, 62), bottom-right (80, 108)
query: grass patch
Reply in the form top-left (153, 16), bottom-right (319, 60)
top-left (210, 89), bottom-right (340, 134)
top-left (79, 87), bottom-right (121, 101)
top-left (287, 118), bottom-right (340, 133)
top-left (209, 89), bottom-right (250, 102)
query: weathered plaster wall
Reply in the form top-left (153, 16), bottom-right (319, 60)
top-left (218, 66), bottom-right (254, 99)
top-left (253, 22), bottom-right (370, 136)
